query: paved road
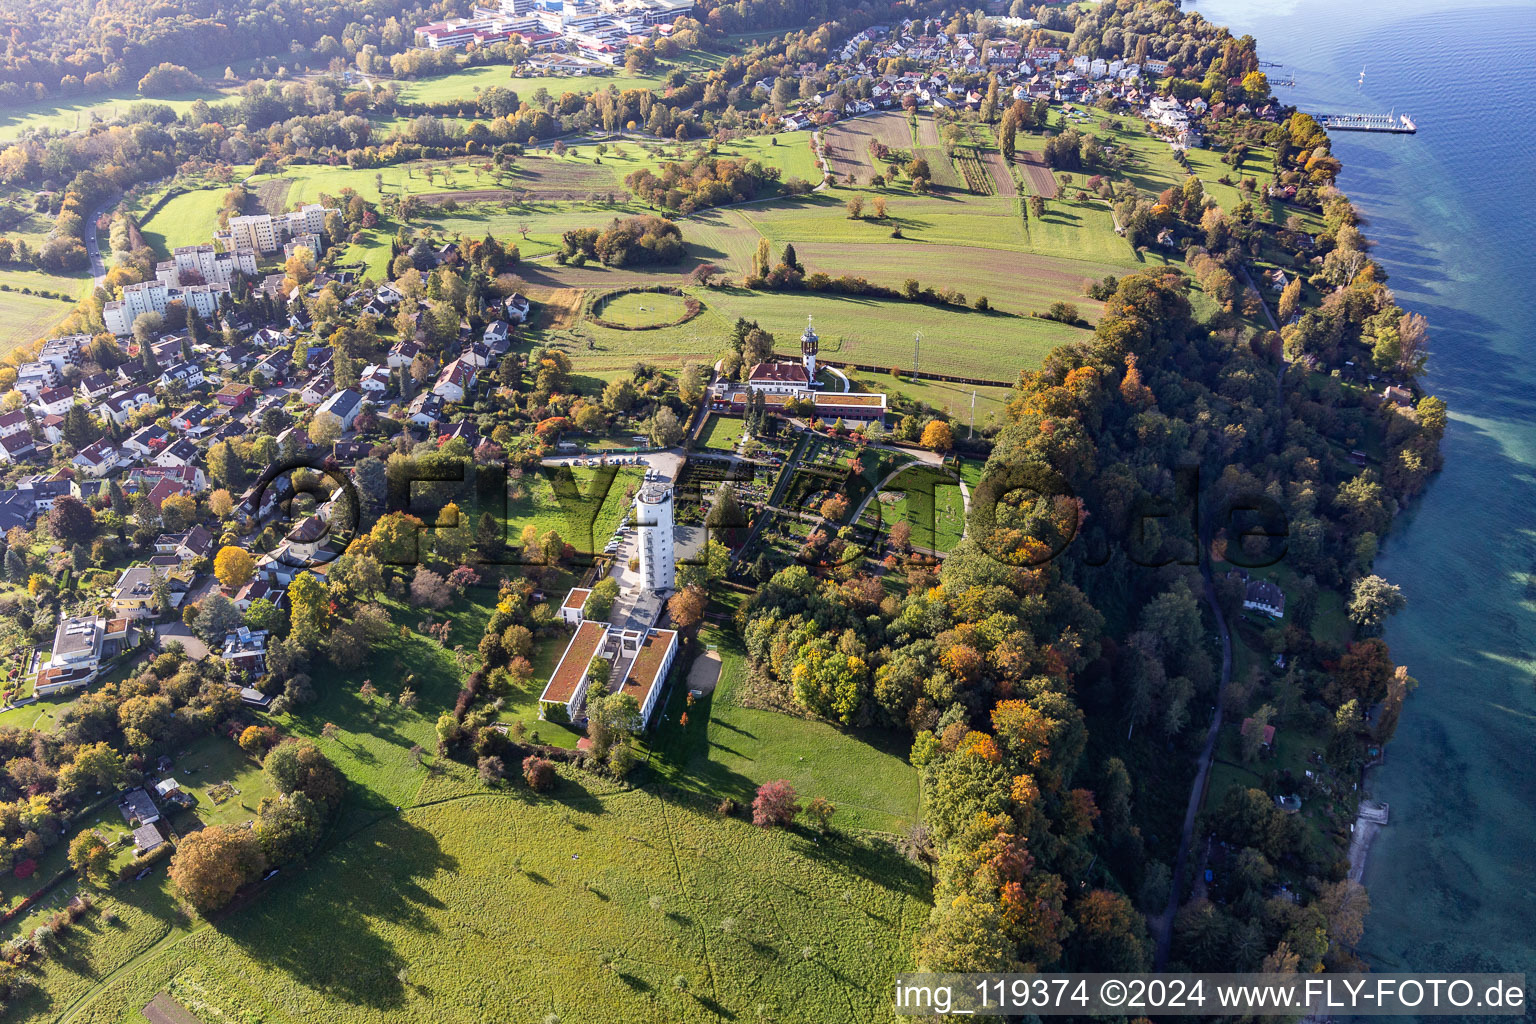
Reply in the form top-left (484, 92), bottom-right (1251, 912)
top-left (84, 194), bottom-right (119, 287)
top-left (1153, 269), bottom-right (1286, 968)
top-left (1152, 556), bottom-right (1232, 970)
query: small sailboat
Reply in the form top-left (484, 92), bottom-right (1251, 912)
top-left (1358, 66), bottom-right (1366, 89)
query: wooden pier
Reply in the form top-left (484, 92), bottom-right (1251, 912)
top-left (1314, 112), bottom-right (1418, 134)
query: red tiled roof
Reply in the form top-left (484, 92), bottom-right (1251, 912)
top-left (541, 621), bottom-right (608, 706)
top-left (748, 361), bottom-right (809, 384)
top-left (617, 630), bottom-right (676, 709)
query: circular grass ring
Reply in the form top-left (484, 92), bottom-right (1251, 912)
top-left (587, 286), bottom-right (704, 331)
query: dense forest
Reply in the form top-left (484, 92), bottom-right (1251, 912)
top-left (740, 260), bottom-right (1440, 972)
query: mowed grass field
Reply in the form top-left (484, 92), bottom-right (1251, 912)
top-left (137, 187), bottom-right (228, 258)
top-left (649, 625), bottom-right (923, 834)
top-left (391, 50), bottom-right (728, 107)
top-left (505, 465), bottom-right (643, 556)
top-left (594, 290), bottom-right (691, 327)
top-left (540, 282), bottom-right (1085, 380)
top-left (41, 787), bottom-right (928, 1024)
top-left (0, 85), bottom-right (233, 142)
top-left (847, 369), bottom-right (1015, 424)
top-left (0, 289), bottom-right (78, 354)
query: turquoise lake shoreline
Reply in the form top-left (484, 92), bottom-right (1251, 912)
top-left (1199, 0), bottom-right (1536, 993)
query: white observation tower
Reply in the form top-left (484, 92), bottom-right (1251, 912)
top-left (801, 315), bottom-right (819, 383)
top-left (635, 472), bottom-right (675, 593)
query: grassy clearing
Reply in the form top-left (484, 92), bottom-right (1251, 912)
top-left (137, 187), bottom-right (228, 258)
top-left (864, 465), bottom-right (968, 553)
top-left (41, 785), bottom-right (927, 1024)
top-left (594, 290), bottom-right (690, 327)
top-left (697, 414), bottom-right (745, 453)
top-left (0, 288), bottom-right (76, 353)
top-left (850, 369), bottom-right (1013, 423)
top-left (393, 50), bottom-right (727, 107)
top-left (395, 67), bottom-right (668, 107)
top-left (505, 465), bottom-right (644, 557)
top-left (0, 86), bottom-right (232, 142)
top-left (497, 629), bottom-right (585, 748)
top-left (698, 286), bottom-right (1084, 382)
top-left (648, 625), bottom-right (923, 834)
top-left (540, 279), bottom-right (1082, 380)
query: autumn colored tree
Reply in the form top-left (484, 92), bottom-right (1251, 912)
top-left (522, 755), bottom-right (556, 791)
top-left (263, 738), bottom-right (345, 813)
top-left (287, 570), bottom-right (330, 641)
top-left (169, 824), bottom-right (266, 913)
top-left (920, 420), bottom-right (954, 451)
top-left (214, 545), bottom-right (256, 589)
top-left (666, 584), bottom-right (708, 629)
top-left (752, 780), bottom-right (799, 827)
top-left (804, 795), bottom-right (836, 832)
top-left (68, 831), bottom-right (113, 886)
top-left (239, 724), bottom-right (271, 757)
top-left (1071, 889), bottom-right (1150, 971)
top-left (47, 495), bottom-right (95, 544)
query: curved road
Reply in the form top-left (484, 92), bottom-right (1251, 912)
top-left (1152, 278), bottom-right (1287, 967)
top-left (1151, 556), bottom-right (1232, 969)
top-left (84, 194), bottom-right (119, 287)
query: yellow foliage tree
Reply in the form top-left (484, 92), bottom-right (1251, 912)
top-left (214, 545), bottom-right (256, 589)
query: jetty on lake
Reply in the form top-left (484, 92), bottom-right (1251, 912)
top-left (1314, 112), bottom-right (1418, 134)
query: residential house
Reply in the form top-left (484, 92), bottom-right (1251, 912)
top-left (122, 423), bottom-right (170, 457)
top-left (155, 524), bottom-right (213, 561)
top-left (35, 614), bottom-right (135, 694)
top-left (159, 362), bottom-right (204, 389)
top-left (408, 392), bottom-right (446, 428)
top-left (16, 475), bottom-right (68, 511)
top-left (72, 439), bottom-right (123, 478)
top-left (77, 372), bottom-right (115, 401)
top-left (221, 627), bottom-right (269, 678)
top-left (118, 788), bottom-right (160, 828)
top-left (110, 565), bottom-right (189, 618)
top-left (432, 358), bottom-right (476, 403)
top-left (482, 320), bottom-right (510, 351)
top-left (315, 389), bottom-right (364, 431)
top-left (215, 382), bottom-right (255, 411)
top-left (503, 292), bottom-right (532, 324)
top-left (127, 463), bottom-right (207, 495)
top-left (359, 363), bottom-right (392, 398)
top-left (0, 410), bottom-right (27, 438)
top-left (299, 375), bottom-right (334, 406)
top-left (232, 578), bottom-right (282, 612)
top-left (0, 432), bottom-right (37, 464)
top-left (97, 385), bottom-right (158, 426)
top-left (32, 385), bottom-right (75, 418)
top-left (170, 404), bottom-right (211, 433)
top-left (387, 339), bottom-right (422, 369)
top-left (254, 351), bottom-right (290, 383)
top-left (1243, 579), bottom-right (1286, 618)
top-left (153, 438), bottom-right (200, 470)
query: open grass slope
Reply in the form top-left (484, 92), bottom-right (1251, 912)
top-left (391, 50), bottom-right (727, 108)
top-left (43, 785), bottom-right (928, 1024)
top-left (0, 85), bottom-right (234, 143)
top-left (505, 465), bottom-right (643, 557)
top-left (648, 625), bottom-right (922, 834)
top-left (0, 289), bottom-right (76, 354)
top-left (136, 187), bottom-right (229, 259)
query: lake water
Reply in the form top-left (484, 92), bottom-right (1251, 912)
top-left (1197, 0), bottom-right (1536, 984)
